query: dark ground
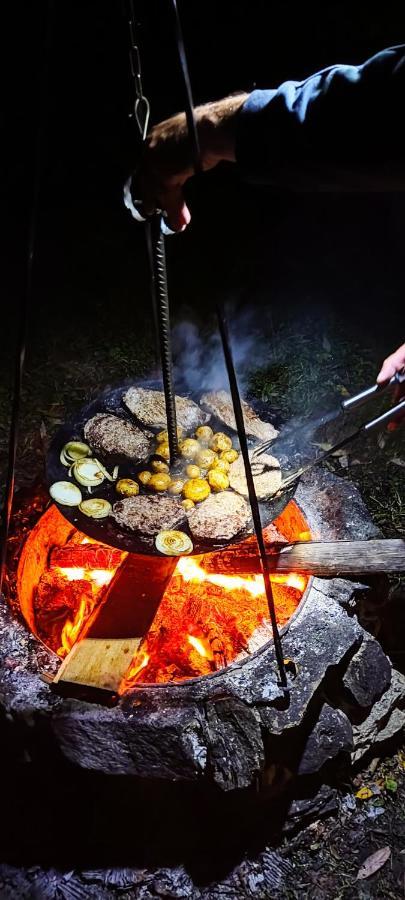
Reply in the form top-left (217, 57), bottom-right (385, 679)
top-left (1, 1), bottom-right (405, 895)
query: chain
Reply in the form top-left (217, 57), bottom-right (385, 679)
top-left (127, 0), bottom-right (150, 141)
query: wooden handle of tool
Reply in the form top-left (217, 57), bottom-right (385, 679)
top-left (203, 539), bottom-right (405, 577)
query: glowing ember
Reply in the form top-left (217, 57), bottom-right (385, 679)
top-left (298, 530), bottom-right (312, 541)
top-left (58, 567), bottom-right (86, 581)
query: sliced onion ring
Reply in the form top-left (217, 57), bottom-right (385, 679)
top-left (155, 530), bottom-right (193, 556)
top-left (62, 441), bottom-right (91, 461)
top-left (73, 458), bottom-right (105, 487)
top-left (50, 481), bottom-right (82, 507)
top-left (60, 449), bottom-right (73, 467)
top-left (79, 498), bottom-right (112, 519)
top-left (93, 458), bottom-right (117, 483)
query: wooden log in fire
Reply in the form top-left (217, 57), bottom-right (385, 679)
top-left (202, 539), bottom-right (405, 577)
top-left (53, 555), bottom-right (176, 694)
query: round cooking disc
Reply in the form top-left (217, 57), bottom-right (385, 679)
top-left (46, 381), bottom-right (297, 556)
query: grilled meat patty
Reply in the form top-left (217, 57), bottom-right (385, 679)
top-left (123, 386), bottom-right (208, 431)
top-left (112, 495), bottom-right (186, 536)
top-left (187, 491), bottom-right (251, 542)
top-left (229, 452), bottom-right (281, 500)
top-left (200, 390), bottom-right (278, 443)
top-left (84, 413), bottom-right (152, 462)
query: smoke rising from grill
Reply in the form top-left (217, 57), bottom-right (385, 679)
top-left (171, 307), bottom-right (271, 394)
top-left (170, 306), bottom-right (344, 463)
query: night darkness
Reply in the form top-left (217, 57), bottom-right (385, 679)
top-left (4, 0), bottom-right (405, 358)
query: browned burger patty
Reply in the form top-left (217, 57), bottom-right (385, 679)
top-left (229, 452), bottom-right (281, 500)
top-left (112, 495), bottom-right (186, 536)
top-left (84, 413), bottom-right (152, 462)
top-left (200, 390), bottom-right (278, 443)
top-left (187, 492), bottom-right (251, 542)
top-left (123, 386), bottom-right (208, 431)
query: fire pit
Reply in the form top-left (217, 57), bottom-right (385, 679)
top-left (16, 496), bottom-right (309, 689)
top-left (2, 465), bottom-right (405, 810)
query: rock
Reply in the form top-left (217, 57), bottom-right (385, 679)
top-left (352, 669), bottom-right (405, 763)
top-left (283, 785), bottom-right (339, 834)
top-left (260, 587), bottom-right (363, 734)
top-left (298, 704), bottom-right (353, 776)
top-left (343, 636), bottom-right (391, 710)
top-left (205, 699), bottom-right (264, 790)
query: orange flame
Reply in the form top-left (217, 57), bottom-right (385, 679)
top-left (176, 557), bottom-right (306, 596)
top-left (187, 634), bottom-right (213, 660)
top-left (57, 566), bottom-right (114, 586)
top-left (55, 566), bottom-right (115, 657)
top-left (57, 596), bottom-right (94, 656)
top-left (119, 650), bottom-right (150, 693)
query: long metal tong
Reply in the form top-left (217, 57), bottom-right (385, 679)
top-left (254, 373), bottom-right (405, 494)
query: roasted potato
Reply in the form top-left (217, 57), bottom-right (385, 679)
top-left (182, 498), bottom-right (195, 512)
top-left (157, 442), bottom-right (170, 461)
top-left (209, 458), bottom-right (230, 474)
top-left (182, 477), bottom-right (211, 503)
top-left (156, 427), bottom-right (183, 443)
top-left (180, 438), bottom-right (200, 459)
top-left (195, 448), bottom-right (216, 469)
top-left (116, 478), bottom-right (139, 497)
top-left (168, 478), bottom-right (185, 496)
top-left (195, 425), bottom-right (213, 444)
top-left (220, 448), bottom-right (239, 464)
top-left (151, 459), bottom-right (170, 474)
top-left (186, 464), bottom-right (200, 478)
top-left (207, 470), bottom-right (229, 492)
top-left (210, 432), bottom-right (233, 452)
top-left (138, 470), bottom-right (152, 486)
top-left (148, 473), bottom-right (172, 492)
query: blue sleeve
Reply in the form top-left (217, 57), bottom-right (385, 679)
top-left (236, 46), bottom-right (405, 189)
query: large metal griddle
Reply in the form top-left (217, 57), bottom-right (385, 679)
top-left (47, 380), bottom-right (296, 556)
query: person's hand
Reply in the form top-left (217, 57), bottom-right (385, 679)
top-left (376, 342), bottom-right (405, 429)
top-left (377, 342), bottom-right (405, 384)
top-left (133, 94), bottom-right (248, 231)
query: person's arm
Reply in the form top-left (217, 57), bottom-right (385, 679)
top-left (133, 94), bottom-right (248, 231)
top-left (133, 44), bottom-right (405, 230)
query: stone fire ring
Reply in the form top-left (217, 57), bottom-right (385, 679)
top-left (1, 468), bottom-right (405, 798)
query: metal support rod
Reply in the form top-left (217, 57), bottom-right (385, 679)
top-left (216, 304), bottom-right (288, 691)
top-left (0, 1), bottom-right (52, 597)
top-left (169, 0), bottom-right (202, 175)
top-left (150, 215), bottom-right (179, 463)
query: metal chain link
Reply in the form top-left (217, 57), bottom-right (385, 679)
top-left (127, 0), bottom-right (150, 141)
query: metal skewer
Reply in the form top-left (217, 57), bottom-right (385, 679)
top-left (217, 304), bottom-right (288, 691)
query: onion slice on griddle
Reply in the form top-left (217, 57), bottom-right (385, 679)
top-left (50, 481), bottom-right (82, 506)
top-left (73, 458), bottom-right (105, 487)
top-left (63, 441), bottom-right (91, 461)
top-left (155, 530), bottom-right (193, 556)
top-left (79, 498), bottom-right (112, 519)
top-left (93, 458), bottom-right (118, 482)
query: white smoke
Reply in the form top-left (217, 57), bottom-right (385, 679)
top-left (171, 306), bottom-right (275, 394)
